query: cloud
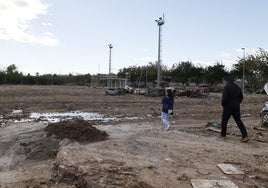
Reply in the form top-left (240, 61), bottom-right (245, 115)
top-left (192, 60), bottom-right (211, 68)
top-left (219, 51), bottom-right (235, 69)
top-left (41, 22), bottom-right (53, 27)
top-left (0, 0), bottom-right (58, 46)
top-left (192, 58), bottom-right (234, 70)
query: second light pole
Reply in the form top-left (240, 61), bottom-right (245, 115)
top-left (108, 44), bottom-right (113, 75)
top-left (108, 44), bottom-right (113, 88)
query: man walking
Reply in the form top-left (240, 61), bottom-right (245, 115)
top-left (221, 76), bottom-right (249, 142)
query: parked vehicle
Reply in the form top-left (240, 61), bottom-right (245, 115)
top-left (124, 86), bottom-right (134, 94)
top-left (177, 85), bottom-right (209, 98)
top-left (105, 88), bottom-right (120, 95)
top-left (134, 88), bottom-right (146, 95)
top-left (260, 83), bottom-right (268, 126)
top-left (177, 88), bottom-right (192, 97)
top-left (191, 85), bottom-right (209, 98)
top-left (177, 86), bottom-right (186, 93)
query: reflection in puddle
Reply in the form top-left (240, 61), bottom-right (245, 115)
top-left (12, 109), bottom-right (23, 114)
top-left (2, 110), bottom-right (141, 124)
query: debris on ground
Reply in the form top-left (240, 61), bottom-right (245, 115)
top-left (0, 86), bottom-right (267, 188)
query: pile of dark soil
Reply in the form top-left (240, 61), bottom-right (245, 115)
top-left (44, 119), bottom-right (108, 143)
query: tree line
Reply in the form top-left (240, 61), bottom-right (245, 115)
top-left (0, 64), bottom-right (91, 86)
top-left (1, 48), bottom-right (267, 92)
top-left (118, 48), bottom-right (268, 91)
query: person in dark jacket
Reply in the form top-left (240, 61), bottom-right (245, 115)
top-left (161, 89), bottom-right (174, 130)
top-left (220, 76), bottom-right (249, 142)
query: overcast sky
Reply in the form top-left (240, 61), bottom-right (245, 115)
top-left (0, 0), bottom-right (267, 75)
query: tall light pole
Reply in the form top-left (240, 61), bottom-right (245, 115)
top-left (108, 44), bottom-right (113, 75)
top-left (107, 44), bottom-right (113, 88)
top-left (241, 47), bottom-right (245, 94)
top-left (155, 15), bottom-right (165, 87)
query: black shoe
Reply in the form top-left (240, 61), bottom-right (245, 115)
top-left (241, 136), bottom-right (249, 142)
top-left (219, 134), bottom-right (226, 139)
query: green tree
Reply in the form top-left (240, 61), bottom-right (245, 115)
top-left (230, 48), bottom-right (268, 91)
top-left (6, 64), bottom-right (18, 74)
top-left (6, 64), bottom-right (21, 84)
top-left (170, 61), bottom-right (204, 85)
top-left (203, 62), bottom-right (228, 85)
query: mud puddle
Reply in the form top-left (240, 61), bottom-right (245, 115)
top-left (0, 110), bottom-right (142, 126)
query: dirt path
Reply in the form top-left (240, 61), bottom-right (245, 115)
top-left (0, 85), bottom-right (267, 187)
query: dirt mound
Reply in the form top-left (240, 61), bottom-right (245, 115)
top-left (16, 120), bottom-right (108, 163)
top-left (44, 119), bottom-right (108, 143)
top-left (23, 136), bottom-right (60, 161)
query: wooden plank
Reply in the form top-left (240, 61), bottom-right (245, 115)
top-left (191, 179), bottom-right (239, 188)
top-left (217, 163), bottom-right (244, 175)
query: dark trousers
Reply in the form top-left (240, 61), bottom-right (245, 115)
top-left (221, 107), bottom-right (248, 137)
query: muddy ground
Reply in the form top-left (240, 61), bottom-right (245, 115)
top-left (0, 85), bottom-right (267, 188)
